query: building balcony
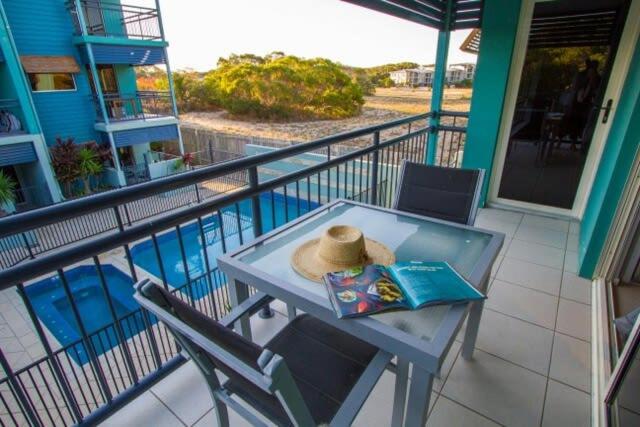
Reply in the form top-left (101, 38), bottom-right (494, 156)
top-left (67, 0), bottom-right (163, 42)
top-left (93, 91), bottom-right (174, 123)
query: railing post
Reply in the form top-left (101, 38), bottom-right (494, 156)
top-left (247, 166), bottom-right (273, 318)
top-left (370, 131), bottom-right (380, 206)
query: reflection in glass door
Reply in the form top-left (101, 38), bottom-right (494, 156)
top-left (497, 0), bottom-right (628, 209)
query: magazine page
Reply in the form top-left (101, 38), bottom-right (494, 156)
top-left (388, 261), bottom-right (485, 309)
top-left (323, 265), bottom-right (411, 318)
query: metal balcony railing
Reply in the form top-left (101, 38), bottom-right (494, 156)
top-left (67, 0), bottom-right (162, 41)
top-left (93, 91), bottom-right (173, 122)
top-left (0, 112), bottom-right (467, 426)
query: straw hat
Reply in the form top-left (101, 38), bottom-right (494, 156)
top-left (291, 225), bottom-right (396, 282)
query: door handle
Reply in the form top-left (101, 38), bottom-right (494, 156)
top-left (602, 99), bottom-right (613, 124)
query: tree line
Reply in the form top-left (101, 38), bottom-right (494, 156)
top-left (138, 53), bottom-right (423, 121)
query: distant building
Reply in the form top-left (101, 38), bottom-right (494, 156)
top-left (446, 63), bottom-right (476, 84)
top-left (389, 66), bottom-right (434, 87)
top-left (388, 63), bottom-right (475, 87)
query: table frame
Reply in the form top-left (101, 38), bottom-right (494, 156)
top-left (218, 199), bottom-right (504, 426)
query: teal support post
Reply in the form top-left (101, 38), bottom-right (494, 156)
top-left (426, 0), bottom-right (452, 165)
top-left (461, 0), bottom-right (523, 205)
top-left (426, 29), bottom-right (451, 165)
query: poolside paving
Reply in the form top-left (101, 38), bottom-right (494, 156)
top-left (99, 207), bottom-right (592, 427)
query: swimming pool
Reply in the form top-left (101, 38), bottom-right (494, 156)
top-left (24, 265), bottom-right (151, 365)
top-left (131, 193), bottom-right (319, 297)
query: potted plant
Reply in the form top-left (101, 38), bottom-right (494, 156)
top-left (50, 137), bottom-right (80, 197)
top-left (77, 147), bottom-right (103, 194)
top-left (173, 152), bottom-right (195, 172)
top-left (0, 170), bottom-right (17, 216)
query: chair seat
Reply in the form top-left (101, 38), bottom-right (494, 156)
top-left (225, 314), bottom-right (379, 426)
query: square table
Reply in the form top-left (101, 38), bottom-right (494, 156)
top-left (218, 200), bottom-right (504, 426)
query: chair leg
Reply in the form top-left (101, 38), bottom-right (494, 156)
top-left (212, 396), bottom-right (230, 427)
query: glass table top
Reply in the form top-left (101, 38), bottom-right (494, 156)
top-left (238, 202), bottom-right (495, 342)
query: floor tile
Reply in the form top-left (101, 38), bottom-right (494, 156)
top-left (567, 233), bottom-right (579, 252)
top-left (433, 340), bottom-right (461, 392)
top-left (556, 299), bottom-right (591, 342)
top-left (475, 217), bottom-right (519, 237)
top-left (506, 240), bottom-right (565, 270)
top-left (549, 333), bottom-right (591, 393)
top-left (151, 362), bottom-right (213, 426)
top-left (486, 280), bottom-right (559, 329)
top-left (564, 251), bottom-right (578, 274)
top-left (521, 214), bottom-right (570, 232)
top-left (515, 224), bottom-right (567, 249)
top-left (248, 311), bottom-right (288, 346)
top-left (427, 396), bottom-right (500, 427)
top-left (491, 256), bottom-right (503, 278)
top-left (541, 379), bottom-right (590, 427)
top-left (619, 408), bottom-right (640, 426)
top-left (561, 272), bottom-right (592, 305)
top-left (100, 391), bottom-right (185, 427)
top-left (475, 309), bottom-right (554, 375)
top-left (497, 257), bottom-right (562, 296)
top-left (477, 208), bottom-right (524, 224)
top-left (353, 371), bottom-right (437, 426)
top-left (569, 222), bottom-right (580, 235)
top-left (442, 350), bottom-right (547, 427)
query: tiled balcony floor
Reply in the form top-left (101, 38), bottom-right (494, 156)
top-left (100, 208), bottom-right (592, 427)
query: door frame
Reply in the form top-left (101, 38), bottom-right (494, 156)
top-left (487, 0), bottom-right (640, 219)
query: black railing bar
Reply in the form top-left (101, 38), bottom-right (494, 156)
top-left (0, 116), bottom-right (430, 236)
top-left (0, 129), bottom-right (427, 287)
top-left (439, 110), bottom-right (470, 117)
top-left (437, 125), bottom-right (468, 132)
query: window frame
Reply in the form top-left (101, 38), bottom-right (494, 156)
top-left (28, 72), bottom-right (78, 93)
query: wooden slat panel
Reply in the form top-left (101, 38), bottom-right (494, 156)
top-left (20, 55), bottom-right (81, 73)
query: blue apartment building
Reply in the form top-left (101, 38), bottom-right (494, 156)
top-left (0, 0), bottom-right (182, 212)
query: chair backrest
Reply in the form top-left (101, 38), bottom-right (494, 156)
top-left (393, 161), bottom-right (484, 225)
top-left (134, 280), bottom-right (314, 427)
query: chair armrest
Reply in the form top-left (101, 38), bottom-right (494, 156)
top-left (330, 350), bottom-right (393, 426)
top-left (219, 291), bottom-right (274, 328)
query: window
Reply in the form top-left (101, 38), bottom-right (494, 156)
top-left (28, 73), bottom-right (76, 92)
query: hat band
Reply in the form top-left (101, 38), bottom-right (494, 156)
top-left (316, 248), bottom-right (367, 266)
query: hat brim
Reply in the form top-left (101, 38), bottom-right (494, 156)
top-left (291, 237), bottom-right (396, 282)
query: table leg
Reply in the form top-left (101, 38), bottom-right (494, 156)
top-left (228, 278), bottom-right (252, 340)
top-left (404, 365), bottom-right (434, 427)
top-left (462, 275), bottom-right (490, 360)
top-left (286, 304), bottom-right (297, 321)
top-left (391, 358), bottom-right (409, 427)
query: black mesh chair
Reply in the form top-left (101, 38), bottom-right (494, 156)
top-left (134, 280), bottom-right (392, 427)
top-left (393, 161), bottom-right (485, 225)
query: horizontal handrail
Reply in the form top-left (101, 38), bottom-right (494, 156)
top-left (0, 126), bottom-right (429, 289)
top-left (0, 113), bottom-right (430, 238)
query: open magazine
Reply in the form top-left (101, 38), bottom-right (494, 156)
top-left (323, 261), bottom-right (486, 319)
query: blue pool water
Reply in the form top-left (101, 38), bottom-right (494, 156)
top-left (24, 265), bottom-right (151, 365)
top-left (131, 193), bottom-right (319, 297)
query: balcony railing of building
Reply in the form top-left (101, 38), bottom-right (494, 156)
top-left (67, 0), bottom-right (162, 41)
top-left (0, 111), bottom-right (467, 426)
top-left (94, 91), bottom-right (173, 122)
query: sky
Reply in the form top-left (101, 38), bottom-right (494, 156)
top-left (156, 0), bottom-right (477, 71)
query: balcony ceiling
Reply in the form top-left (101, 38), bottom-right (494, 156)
top-left (340, 0), bottom-right (483, 31)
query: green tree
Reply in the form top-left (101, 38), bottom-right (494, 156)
top-left (77, 147), bottom-right (103, 195)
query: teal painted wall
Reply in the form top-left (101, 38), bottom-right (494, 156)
top-left (461, 0), bottom-right (523, 205)
top-left (3, 0), bottom-right (99, 145)
top-left (579, 37), bottom-right (640, 278)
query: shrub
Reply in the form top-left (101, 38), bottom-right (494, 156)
top-left (50, 137), bottom-right (80, 197)
top-left (0, 170), bottom-right (17, 211)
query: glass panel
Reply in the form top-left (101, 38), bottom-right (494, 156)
top-left (239, 203), bottom-right (493, 341)
top-left (28, 73), bottom-right (76, 92)
top-left (497, 0), bottom-right (626, 209)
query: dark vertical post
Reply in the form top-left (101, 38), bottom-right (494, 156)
top-left (248, 166), bottom-right (273, 318)
top-left (370, 131), bottom-right (380, 205)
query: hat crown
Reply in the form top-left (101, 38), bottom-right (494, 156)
top-left (316, 225), bottom-right (366, 266)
